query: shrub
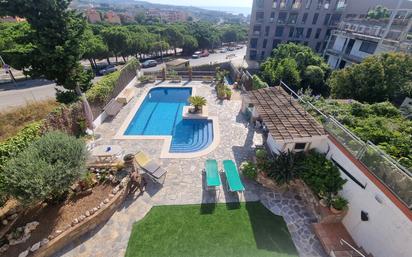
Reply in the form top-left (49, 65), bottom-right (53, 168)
top-left (252, 75), bottom-right (268, 90)
top-left (300, 151), bottom-right (346, 201)
top-left (255, 149), bottom-right (268, 161)
top-left (1, 131), bottom-right (87, 205)
top-left (0, 122), bottom-right (42, 168)
top-left (225, 87), bottom-right (232, 99)
top-left (86, 70), bottom-right (121, 103)
top-left (331, 195), bottom-right (348, 210)
top-left (216, 83), bottom-right (226, 99)
top-left (240, 161), bottom-right (257, 180)
top-left (267, 151), bottom-right (301, 185)
top-left (56, 89), bottom-right (79, 104)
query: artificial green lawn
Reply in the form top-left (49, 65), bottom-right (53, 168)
top-left (125, 202), bottom-right (298, 257)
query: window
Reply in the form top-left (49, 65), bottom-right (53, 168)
top-left (296, 27), bottom-right (304, 38)
top-left (253, 25), bottom-right (262, 35)
top-left (305, 0), bottom-right (312, 9)
top-left (288, 13), bottom-right (298, 24)
top-left (289, 27), bottom-right (295, 38)
top-left (302, 13), bottom-right (308, 24)
top-left (265, 26), bottom-right (270, 36)
top-left (294, 143), bottom-right (306, 151)
top-left (306, 28), bottom-right (312, 38)
top-left (323, 13), bottom-right (331, 25)
top-left (256, 11), bottom-right (264, 22)
top-left (291, 0), bottom-right (302, 9)
top-left (359, 41), bottom-right (377, 54)
top-left (303, 41), bottom-right (309, 46)
top-left (315, 42), bottom-right (321, 52)
top-left (312, 13), bottom-right (319, 24)
top-left (278, 12), bottom-right (287, 24)
top-left (256, 0), bottom-right (264, 8)
top-left (336, 0), bottom-right (347, 10)
top-left (275, 26), bottom-right (284, 37)
top-left (260, 51), bottom-right (265, 60)
top-left (330, 13), bottom-right (341, 26)
top-left (250, 50), bottom-right (257, 60)
top-left (250, 38), bottom-right (258, 48)
top-left (272, 0), bottom-right (278, 8)
top-left (272, 39), bottom-right (282, 49)
top-left (316, 0), bottom-right (323, 10)
top-left (270, 12), bottom-right (275, 22)
top-left (263, 39), bottom-right (268, 48)
top-left (279, 0), bottom-right (287, 8)
top-left (315, 28), bottom-right (322, 39)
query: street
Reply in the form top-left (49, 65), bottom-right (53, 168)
top-left (0, 48), bottom-right (246, 112)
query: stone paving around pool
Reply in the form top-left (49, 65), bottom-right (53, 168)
top-left (55, 81), bottom-right (327, 257)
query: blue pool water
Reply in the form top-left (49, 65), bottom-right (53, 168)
top-left (125, 88), bottom-right (214, 153)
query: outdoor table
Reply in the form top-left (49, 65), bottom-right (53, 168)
top-left (91, 145), bottom-right (123, 163)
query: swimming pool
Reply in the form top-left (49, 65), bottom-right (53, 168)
top-left (124, 87), bottom-right (214, 153)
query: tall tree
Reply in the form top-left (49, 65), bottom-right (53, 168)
top-left (328, 52), bottom-right (412, 103)
top-left (162, 26), bottom-right (184, 55)
top-left (101, 26), bottom-right (130, 63)
top-left (82, 28), bottom-right (109, 69)
top-left (0, 0), bottom-right (90, 95)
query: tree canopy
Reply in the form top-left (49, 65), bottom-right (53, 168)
top-left (260, 43), bottom-right (330, 95)
top-left (0, 0), bottom-right (90, 93)
top-left (328, 52), bottom-right (412, 103)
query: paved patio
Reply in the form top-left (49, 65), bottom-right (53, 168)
top-left (56, 81), bottom-right (327, 257)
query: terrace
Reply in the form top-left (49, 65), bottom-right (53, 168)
top-left (56, 78), bottom-right (327, 257)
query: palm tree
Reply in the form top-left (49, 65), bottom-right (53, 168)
top-left (188, 96), bottom-right (207, 113)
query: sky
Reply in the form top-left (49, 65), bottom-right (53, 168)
top-left (142, 0), bottom-right (253, 8)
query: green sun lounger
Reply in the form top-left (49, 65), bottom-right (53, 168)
top-left (205, 160), bottom-right (221, 190)
top-left (223, 160), bottom-right (245, 192)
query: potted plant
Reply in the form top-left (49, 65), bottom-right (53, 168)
top-left (188, 96), bottom-right (207, 113)
top-left (330, 196), bottom-right (348, 214)
top-left (225, 86), bottom-right (232, 100)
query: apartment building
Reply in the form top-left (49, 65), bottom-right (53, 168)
top-left (105, 11), bottom-right (121, 24)
top-left (247, 0), bottom-right (412, 61)
top-left (325, 9), bottom-right (412, 69)
top-left (86, 9), bottom-right (102, 24)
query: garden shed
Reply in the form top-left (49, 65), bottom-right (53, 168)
top-left (247, 87), bottom-right (327, 154)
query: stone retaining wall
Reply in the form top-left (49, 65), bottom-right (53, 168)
top-left (32, 180), bottom-right (130, 257)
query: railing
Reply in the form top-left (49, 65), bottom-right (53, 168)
top-left (339, 239), bottom-right (366, 257)
top-left (280, 81), bottom-right (412, 209)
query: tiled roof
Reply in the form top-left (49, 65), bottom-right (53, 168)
top-left (249, 87), bottom-right (326, 141)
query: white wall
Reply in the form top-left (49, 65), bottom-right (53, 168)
top-left (319, 139), bottom-right (412, 257)
top-left (333, 35), bottom-right (347, 52)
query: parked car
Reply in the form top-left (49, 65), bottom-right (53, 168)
top-left (200, 50), bottom-right (209, 57)
top-left (227, 47), bottom-right (235, 51)
top-left (235, 45), bottom-right (243, 50)
top-left (99, 65), bottom-right (117, 75)
top-left (192, 51), bottom-right (202, 59)
top-left (142, 60), bottom-right (158, 68)
top-left (219, 48), bottom-right (228, 53)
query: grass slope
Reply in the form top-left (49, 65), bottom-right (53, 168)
top-left (126, 202), bottom-right (298, 257)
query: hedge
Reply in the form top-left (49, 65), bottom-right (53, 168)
top-left (0, 122), bottom-right (42, 168)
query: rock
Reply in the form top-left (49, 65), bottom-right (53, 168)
top-left (18, 250), bottom-right (29, 257)
top-left (93, 207), bottom-right (98, 213)
top-left (103, 198), bottom-right (109, 204)
top-left (63, 224), bottom-right (71, 231)
top-left (72, 218), bottom-right (79, 226)
top-left (97, 204), bottom-right (101, 209)
top-left (48, 235), bottom-right (55, 240)
top-left (25, 221), bottom-right (39, 232)
top-left (8, 213), bottom-right (18, 220)
top-left (112, 186), bottom-right (120, 194)
top-left (30, 242), bottom-right (41, 252)
top-left (6, 233), bottom-right (13, 240)
top-left (16, 227), bottom-right (23, 232)
top-left (78, 215), bottom-right (86, 222)
top-left (2, 219), bottom-right (8, 225)
top-left (90, 167), bottom-right (95, 172)
top-left (85, 211), bottom-right (91, 217)
top-left (55, 230), bottom-right (62, 235)
top-left (108, 193), bottom-right (114, 199)
top-left (40, 238), bottom-right (49, 246)
top-left (0, 244), bottom-right (9, 253)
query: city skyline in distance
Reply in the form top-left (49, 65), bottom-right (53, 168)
top-left (141, 0), bottom-right (253, 8)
